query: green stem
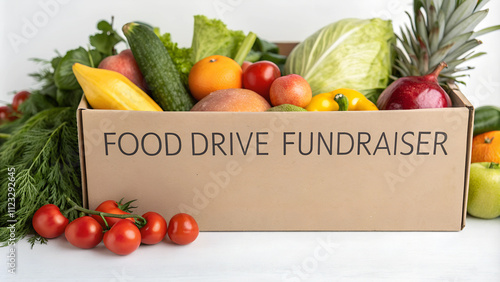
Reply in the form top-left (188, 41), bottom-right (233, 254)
top-left (0, 133), bottom-right (11, 139)
top-left (66, 197), bottom-right (146, 226)
top-left (334, 94), bottom-right (349, 111)
top-left (234, 32), bottom-right (257, 66)
top-left (87, 45), bottom-right (95, 68)
top-left (489, 162), bottom-right (499, 169)
top-left (100, 214), bottom-right (110, 230)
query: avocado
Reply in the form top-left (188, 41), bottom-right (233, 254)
top-left (267, 104), bottom-right (307, 112)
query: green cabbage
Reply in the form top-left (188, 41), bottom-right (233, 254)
top-left (285, 18), bottom-right (395, 99)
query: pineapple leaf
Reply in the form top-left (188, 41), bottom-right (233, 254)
top-left (446, 0), bottom-right (477, 33)
top-left (426, 2), bottom-right (438, 28)
top-left (441, 9), bottom-right (488, 43)
top-left (416, 10), bottom-right (430, 51)
top-left (475, 0), bottom-right (490, 12)
top-left (429, 10), bottom-right (447, 53)
top-left (472, 24), bottom-right (500, 39)
top-left (441, 31), bottom-right (473, 53)
top-left (441, 0), bottom-right (456, 20)
top-left (429, 43), bottom-right (454, 67)
top-left (444, 39), bottom-right (482, 62)
top-left (414, 0), bottom-right (425, 17)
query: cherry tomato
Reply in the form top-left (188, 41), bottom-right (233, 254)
top-left (0, 106), bottom-right (17, 124)
top-left (32, 204), bottom-right (69, 239)
top-left (140, 212), bottom-right (167, 245)
top-left (92, 200), bottom-right (134, 228)
top-left (65, 216), bottom-right (103, 249)
top-left (103, 219), bottom-right (141, 255)
top-left (12, 90), bottom-right (30, 112)
top-left (242, 61), bottom-right (281, 102)
top-left (241, 61), bottom-right (253, 73)
top-left (167, 213), bottom-right (199, 245)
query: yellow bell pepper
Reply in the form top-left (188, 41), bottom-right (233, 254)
top-left (306, 88), bottom-right (378, 111)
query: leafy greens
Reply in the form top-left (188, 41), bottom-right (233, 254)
top-left (284, 18), bottom-right (395, 101)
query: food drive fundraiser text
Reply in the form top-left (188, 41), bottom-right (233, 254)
top-left (102, 130), bottom-right (449, 157)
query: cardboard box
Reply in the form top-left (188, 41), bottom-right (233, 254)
top-left (77, 44), bottom-right (474, 231)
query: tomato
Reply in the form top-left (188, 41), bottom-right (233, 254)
top-left (32, 204), bottom-right (69, 239)
top-left (92, 200), bottom-right (134, 228)
top-left (0, 106), bottom-right (17, 124)
top-left (167, 213), bottom-right (199, 245)
top-left (12, 90), bottom-right (30, 112)
top-left (140, 212), bottom-right (167, 245)
top-left (103, 219), bottom-right (141, 255)
top-left (242, 61), bottom-right (281, 102)
top-left (64, 216), bottom-right (103, 249)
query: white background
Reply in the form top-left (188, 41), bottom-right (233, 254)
top-left (0, 0), bottom-right (499, 107)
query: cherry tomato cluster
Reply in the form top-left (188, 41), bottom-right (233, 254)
top-left (32, 199), bottom-right (199, 256)
top-left (0, 90), bottom-right (30, 124)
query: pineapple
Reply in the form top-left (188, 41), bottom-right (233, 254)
top-left (394, 0), bottom-right (500, 85)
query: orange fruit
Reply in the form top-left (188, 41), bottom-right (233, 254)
top-left (471, 131), bottom-right (500, 163)
top-left (188, 55), bottom-right (242, 101)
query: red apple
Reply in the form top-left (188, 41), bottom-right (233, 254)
top-left (98, 49), bottom-right (147, 91)
top-left (269, 74), bottom-right (312, 108)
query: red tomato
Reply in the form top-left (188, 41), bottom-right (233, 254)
top-left (167, 213), bottom-right (199, 245)
top-left (0, 106), bottom-right (17, 124)
top-left (140, 212), bottom-right (167, 245)
top-left (12, 90), bottom-right (30, 112)
top-left (65, 216), bottom-right (103, 249)
top-left (241, 61), bottom-right (253, 73)
top-left (103, 219), bottom-right (141, 255)
top-left (32, 204), bottom-right (69, 239)
top-left (92, 200), bottom-right (134, 228)
top-left (242, 61), bottom-right (281, 102)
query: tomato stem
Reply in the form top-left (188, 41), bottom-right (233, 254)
top-left (100, 214), bottom-right (110, 229)
top-left (66, 198), bottom-right (147, 226)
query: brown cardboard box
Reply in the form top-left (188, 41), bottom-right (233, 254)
top-left (77, 44), bottom-right (474, 231)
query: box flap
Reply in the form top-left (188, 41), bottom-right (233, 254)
top-left (77, 96), bottom-right (89, 209)
top-left (448, 83), bottom-right (474, 230)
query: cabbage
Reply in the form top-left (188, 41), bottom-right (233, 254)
top-left (285, 18), bottom-right (395, 98)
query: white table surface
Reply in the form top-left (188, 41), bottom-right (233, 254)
top-left (2, 216), bottom-right (499, 281)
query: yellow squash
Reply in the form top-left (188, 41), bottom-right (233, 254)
top-left (72, 63), bottom-right (162, 111)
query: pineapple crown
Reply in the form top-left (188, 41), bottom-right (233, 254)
top-left (394, 0), bottom-right (500, 85)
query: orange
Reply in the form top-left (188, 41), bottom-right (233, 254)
top-left (188, 55), bottom-right (242, 101)
top-left (471, 131), bottom-right (500, 163)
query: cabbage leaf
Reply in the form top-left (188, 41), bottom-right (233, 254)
top-left (285, 18), bottom-right (395, 98)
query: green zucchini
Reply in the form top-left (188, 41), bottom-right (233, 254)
top-left (474, 105), bottom-right (500, 136)
top-left (123, 22), bottom-right (195, 111)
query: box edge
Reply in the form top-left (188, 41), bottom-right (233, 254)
top-left (77, 96), bottom-right (89, 209)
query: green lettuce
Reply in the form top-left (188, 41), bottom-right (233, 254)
top-left (284, 18), bottom-right (395, 100)
top-left (191, 15), bottom-right (246, 64)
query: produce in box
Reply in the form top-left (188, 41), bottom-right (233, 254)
top-left (0, 0), bottom-right (499, 251)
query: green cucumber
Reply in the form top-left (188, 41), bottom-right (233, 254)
top-left (123, 22), bottom-right (195, 111)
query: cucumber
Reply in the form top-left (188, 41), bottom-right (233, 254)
top-left (123, 22), bottom-right (195, 111)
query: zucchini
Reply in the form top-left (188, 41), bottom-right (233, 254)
top-left (123, 22), bottom-right (195, 111)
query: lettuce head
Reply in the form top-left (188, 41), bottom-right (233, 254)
top-left (285, 18), bottom-right (395, 100)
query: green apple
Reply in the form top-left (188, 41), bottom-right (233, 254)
top-left (467, 162), bottom-right (500, 219)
